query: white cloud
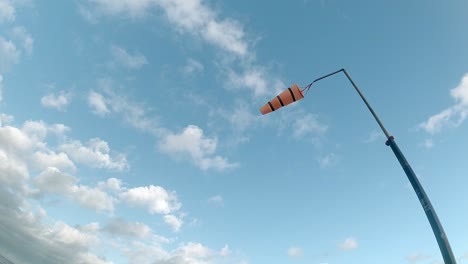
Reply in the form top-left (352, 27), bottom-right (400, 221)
top-left (88, 84), bottom-right (237, 171)
top-left (227, 103), bottom-right (257, 132)
top-left (159, 125), bottom-right (238, 170)
top-left (420, 74), bottom-right (468, 134)
top-left (227, 68), bottom-right (269, 96)
top-left (182, 58), bottom-right (204, 76)
top-left (60, 138), bottom-right (129, 171)
top-left (88, 82), bottom-right (161, 135)
top-left (162, 242), bottom-right (214, 264)
top-left (110, 45), bottom-right (147, 69)
top-left (163, 214), bottom-right (183, 232)
top-left (451, 74), bottom-right (468, 105)
top-left (120, 185), bottom-right (181, 215)
top-left (0, 0), bottom-right (15, 22)
top-left (0, 113), bottom-right (14, 126)
top-left (85, 0), bottom-right (154, 18)
top-left (88, 90), bottom-right (110, 116)
top-left (40, 91), bottom-right (72, 111)
top-left (423, 138), bottom-right (434, 149)
top-left (70, 185), bottom-right (115, 212)
top-left (0, 36), bottom-right (20, 72)
top-left (12, 26), bottom-right (33, 55)
top-left (85, 0), bottom-right (249, 56)
top-left (120, 241), bottom-right (232, 264)
top-left (338, 237), bottom-right (358, 250)
top-left (220, 244), bottom-right (230, 257)
top-left (33, 167), bottom-right (77, 194)
top-left (0, 186), bottom-right (111, 264)
top-left (207, 195), bottom-right (224, 207)
top-left (46, 221), bottom-right (100, 248)
top-left (287, 246), bottom-right (303, 257)
top-left (0, 149), bottom-right (29, 187)
top-left (318, 153), bottom-right (337, 168)
top-left (0, 75), bottom-right (3, 103)
top-left (293, 113), bottom-right (328, 138)
top-left (364, 130), bottom-right (383, 143)
top-left (98, 177), bottom-right (123, 192)
top-left (82, 0), bottom-right (284, 99)
top-left (33, 151), bottom-right (76, 171)
top-left (33, 167), bottom-right (115, 212)
top-left (406, 252), bottom-right (430, 263)
top-left (102, 218), bottom-right (151, 238)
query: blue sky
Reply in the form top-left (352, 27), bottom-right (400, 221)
top-left (0, 0), bottom-right (468, 263)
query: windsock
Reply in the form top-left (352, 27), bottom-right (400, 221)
top-left (259, 84), bottom-right (304, 115)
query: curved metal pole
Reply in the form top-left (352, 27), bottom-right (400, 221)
top-left (311, 69), bottom-right (456, 264)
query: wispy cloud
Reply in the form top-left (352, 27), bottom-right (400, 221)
top-left (420, 74), bottom-right (468, 134)
top-left (110, 45), bottom-right (147, 70)
top-left (11, 26), bottom-right (33, 55)
top-left (40, 91), bottom-right (72, 111)
top-left (59, 138), bottom-right (129, 171)
top-left (87, 81), bottom-right (238, 171)
top-left (81, 0), bottom-right (281, 98)
top-left (208, 195), bottom-right (224, 207)
top-left (338, 237), bottom-right (358, 250)
top-left (406, 252), bottom-right (430, 263)
top-left (0, 74), bottom-right (3, 103)
top-left (159, 125), bottom-right (238, 171)
top-left (287, 246), bottom-right (303, 257)
top-left (0, 36), bottom-right (20, 72)
top-left (0, 0), bottom-right (15, 23)
top-left (318, 153), bottom-right (338, 168)
top-left (181, 58), bottom-right (204, 76)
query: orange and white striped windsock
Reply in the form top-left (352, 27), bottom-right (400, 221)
top-left (259, 84), bottom-right (304, 115)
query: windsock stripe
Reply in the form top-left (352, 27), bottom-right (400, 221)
top-left (288, 88), bottom-right (297, 102)
top-left (268, 101), bottom-right (275, 112)
top-left (276, 96), bottom-right (285, 106)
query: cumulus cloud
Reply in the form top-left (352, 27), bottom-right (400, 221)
top-left (0, 75), bottom-right (3, 103)
top-left (98, 177), bottom-right (123, 192)
top-left (338, 237), bottom-right (358, 250)
top-left (40, 91), bottom-right (72, 111)
top-left (120, 185), bottom-right (181, 215)
top-left (59, 138), bottom-right (129, 171)
top-left (33, 167), bottom-right (115, 212)
top-left (163, 214), bottom-right (183, 232)
top-left (33, 151), bottom-right (76, 171)
top-left (122, 241), bottom-right (232, 264)
top-left (159, 125), bottom-right (238, 170)
top-left (33, 167), bottom-right (77, 194)
top-left (0, 185), bottom-right (110, 264)
top-left (0, 36), bottom-right (20, 72)
top-left (287, 246), bottom-right (303, 257)
top-left (420, 74), bottom-right (468, 134)
top-left (88, 90), bottom-right (110, 116)
top-left (102, 218), bottom-right (151, 238)
top-left (70, 185), bottom-right (115, 212)
top-left (0, 149), bottom-right (29, 187)
top-left (110, 45), bottom-right (147, 69)
top-left (0, 0), bottom-right (15, 23)
top-left (11, 26), bottom-right (33, 55)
